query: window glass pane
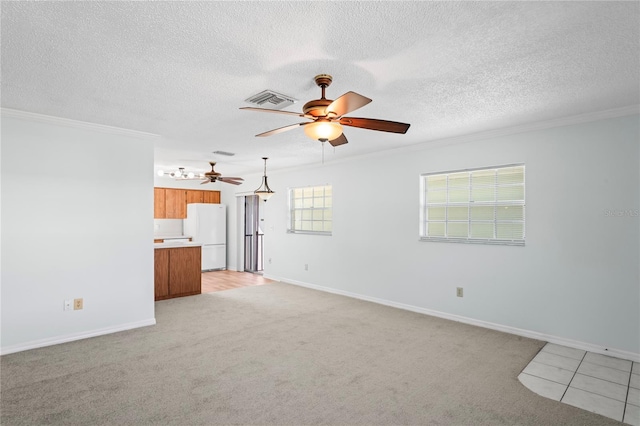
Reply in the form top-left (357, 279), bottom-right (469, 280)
top-left (428, 190), bottom-right (447, 203)
top-left (471, 169), bottom-right (495, 186)
top-left (447, 206), bottom-right (468, 220)
top-left (449, 189), bottom-right (469, 203)
top-left (497, 167), bottom-right (524, 185)
top-left (448, 172), bottom-right (469, 188)
top-left (428, 222), bottom-right (445, 237)
top-left (471, 222), bottom-right (494, 238)
top-left (420, 164), bottom-right (524, 245)
top-left (427, 175), bottom-right (447, 190)
top-left (471, 206), bottom-right (494, 220)
top-left (496, 205), bottom-right (524, 220)
top-left (428, 207), bottom-right (445, 220)
top-left (289, 185), bottom-right (332, 234)
top-left (471, 186), bottom-right (495, 202)
top-left (496, 222), bottom-right (524, 239)
top-left (447, 222), bottom-right (468, 237)
top-left (497, 185), bottom-right (524, 201)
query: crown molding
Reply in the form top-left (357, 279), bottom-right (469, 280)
top-left (1, 108), bottom-right (160, 140)
top-left (266, 105), bottom-right (639, 177)
top-left (409, 104), bottom-right (640, 151)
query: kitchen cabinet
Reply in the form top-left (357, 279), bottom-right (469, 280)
top-left (202, 191), bottom-right (220, 204)
top-left (154, 188), bottom-right (221, 219)
top-left (164, 188), bottom-right (186, 219)
top-left (154, 188), bottom-right (166, 219)
top-left (154, 246), bottom-right (201, 300)
top-left (186, 190), bottom-right (204, 204)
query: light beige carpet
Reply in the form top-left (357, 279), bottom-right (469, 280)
top-left (1, 282), bottom-right (619, 425)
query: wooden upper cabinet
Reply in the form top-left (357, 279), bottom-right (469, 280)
top-left (202, 191), bottom-right (220, 204)
top-left (186, 190), bottom-right (204, 204)
top-left (154, 188), bottom-right (166, 219)
top-left (164, 189), bottom-right (186, 219)
top-left (153, 188), bottom-right (220, 218)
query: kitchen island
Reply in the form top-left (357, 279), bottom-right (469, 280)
top-left (154, 242), bottom-right (201, 300)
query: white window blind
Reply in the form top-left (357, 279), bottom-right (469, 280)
top-left (420, 164), bottom-right (525, 245)
top-left (288, 185), bottom-right (332, 235)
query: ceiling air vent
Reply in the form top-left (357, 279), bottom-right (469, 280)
top-left (245, 90), bottom-right (297, 110)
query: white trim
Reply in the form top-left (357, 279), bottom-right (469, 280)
top-left (0, 318), bottom-right (157, 355)
top-left (1, 108), bottom-right (160, 140)
top-left (269, 276), bottom-right (640, 363)
top-left (262, 105), bottom-right (640, 177)
top-left (415, 105), bottom-right (640, 151)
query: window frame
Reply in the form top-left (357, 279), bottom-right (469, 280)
top-left (287, 184), bottom-right (333, 236)
top-left (419, 164), bottom-right (525, 246)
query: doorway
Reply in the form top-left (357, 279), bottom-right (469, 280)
top-left (244, 195), bottom-right (264, 273)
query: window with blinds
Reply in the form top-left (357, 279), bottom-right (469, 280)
top-left (420, 164), bottom-right (525, 245)
top-left (288, 185), bottom-right (332, 235)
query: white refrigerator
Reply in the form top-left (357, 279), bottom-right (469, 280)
top-left (183, 203), bottom-right (226, 271)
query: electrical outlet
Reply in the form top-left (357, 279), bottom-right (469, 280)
top-left (64, 299), bottom-right (73, 311)
top-left (456, 287), bottom-right (464, 298)
top-left (304, 264), bottom-right (308, 271)
top-left (74, 298), bottom-right (83, 310)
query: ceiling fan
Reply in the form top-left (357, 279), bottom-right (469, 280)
top-left (240, 74), bottom-right (410, 146)
top-left (201, 162), bottom-right (244, 186)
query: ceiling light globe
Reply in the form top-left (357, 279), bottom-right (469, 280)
top-left (304, 121), bottom-right (342, 142)
top-left (187, 172), bottom-right (195, 179)
top-left (157, 170), bottom-right (164, 177)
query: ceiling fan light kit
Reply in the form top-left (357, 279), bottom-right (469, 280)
top-left (304, 119), bottom-right (343, 141)
top-left (240, 74), bottom-right (410, 147)
top-left (254, 157), bottom-right (275, 202)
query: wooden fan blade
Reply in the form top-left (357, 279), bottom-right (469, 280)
top-left (240, 107), bottom-right (313, 119)
top-left (218, 178), bottom-right (243, 185)
top-left (339, 117), bottom-right (410, 134)
top-left (329, 133), bottom-right (348, 147)
top-left (219, 177), bottom-right (244, 182)
top-left (200, 180), bottom-right (210, 185)
top-left (325, 91), bottom-right (372, 117)
top-left (256, 122), bottom-right (309, 137)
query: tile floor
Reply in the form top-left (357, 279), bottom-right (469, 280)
top-left (518, 343), bottom-right (639, 424)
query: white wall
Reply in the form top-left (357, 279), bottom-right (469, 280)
top-left (1, 111), bottom-right (157, 353)
top-left (243, 113), bottom-right (639, 358)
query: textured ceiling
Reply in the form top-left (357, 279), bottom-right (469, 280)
top-left (2, 1), bottom-right (639, 176)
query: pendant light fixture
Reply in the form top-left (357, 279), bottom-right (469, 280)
top-left (254, 157), bottom-right (274, 202)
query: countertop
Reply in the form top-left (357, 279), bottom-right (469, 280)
top-left (154, 235), bottom-right (192, 240)
top-left (154, 241), bottom-right (202, 249)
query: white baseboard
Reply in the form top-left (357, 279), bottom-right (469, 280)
top-left (0, 318), bottom-right (157, 355)
top-left (274, 277), bottom-right (640, 363)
